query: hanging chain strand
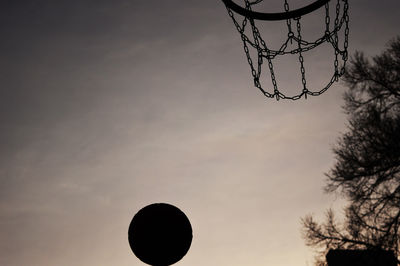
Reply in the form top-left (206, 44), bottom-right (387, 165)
top-left (295, 18), bottom-right (308, 99)
top-left (224, 0), bottom-right (349, 100)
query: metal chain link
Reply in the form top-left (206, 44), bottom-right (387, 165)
top-left (295, 18), bottom-right (308, 99)
top-left (224, 0), bottom-right (350, 100)
top-left (342, 0), bottom-right (350, 74)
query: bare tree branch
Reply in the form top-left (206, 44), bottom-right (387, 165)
top-left (302, 36), bottom-right (400, 265)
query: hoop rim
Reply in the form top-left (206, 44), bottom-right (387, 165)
top-left (222, 0), bottom-right (330, 21)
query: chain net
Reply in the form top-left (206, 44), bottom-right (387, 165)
top-left (225, 0), bottom-right (349, 100)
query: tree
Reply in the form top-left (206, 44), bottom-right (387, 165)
top-left (302, 37), bottom-right (400, 265)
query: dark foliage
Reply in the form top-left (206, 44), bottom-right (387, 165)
top-left (302, 37), bottom-right (400, 265)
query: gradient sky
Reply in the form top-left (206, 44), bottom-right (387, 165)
top-left (1, 1), bottom-right (399, 266)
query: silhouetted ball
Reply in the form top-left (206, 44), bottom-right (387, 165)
top-left (128, 203), bottom-right (193, 266)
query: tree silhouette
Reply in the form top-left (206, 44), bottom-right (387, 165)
top-left (302, 37), bottom-right (400, 265)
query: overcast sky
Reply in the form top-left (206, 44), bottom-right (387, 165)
top-left (1, 1), bottom-right (399, 266)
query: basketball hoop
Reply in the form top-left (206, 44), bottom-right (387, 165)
top-left (222, 0), bottom-right (350, 100)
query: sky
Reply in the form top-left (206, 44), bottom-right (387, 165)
top-left (0, 0), bottom-right (399, 265)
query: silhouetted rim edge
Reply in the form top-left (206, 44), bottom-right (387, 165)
top-left (222, 0), bottom-right (331, 21)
